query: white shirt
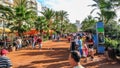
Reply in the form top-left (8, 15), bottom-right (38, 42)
top-left (17, 39), bottom-right (22, 45)
top-left (75, 39), bottom-right (79, 45)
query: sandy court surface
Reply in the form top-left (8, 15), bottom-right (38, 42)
top-left (7, 39), bottom-right (120, 68)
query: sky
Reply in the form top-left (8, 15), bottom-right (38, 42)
top-left (36, 0), bottom-right (120, 23)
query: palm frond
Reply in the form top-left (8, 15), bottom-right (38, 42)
top-left (90, 8), bottom-right (97, 14)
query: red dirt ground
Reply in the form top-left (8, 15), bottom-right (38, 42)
top-left (7, 39), bottom-right (120, 68)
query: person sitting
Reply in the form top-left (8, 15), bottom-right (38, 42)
top-left (0, 49), bottom-right (12, 68)
top-left (69, 51), bottom-right (84, 68)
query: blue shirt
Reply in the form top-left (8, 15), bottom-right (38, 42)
top-left (78, 39), bottom-right (82, 49)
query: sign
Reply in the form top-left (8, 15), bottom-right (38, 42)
top-left (96, 22), bottom-right (105, 53)
top-left (96, 22), bottom-right (105, 44)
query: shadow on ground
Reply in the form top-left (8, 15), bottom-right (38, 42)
top-left (84, 58), bottom-right (120, 68)
top-left (17, 65), bottom-right (36, 68)
top-left (17, 47), bottom-right (70, 68)
top-left (46, 62), bottom-right (71, 68)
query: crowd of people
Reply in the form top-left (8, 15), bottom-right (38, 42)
top-left (0, 35), bottom-right (43, 50)
top-left (0, 32), bottom-right (104, 68)
top-left (68, 32), bottom-right (95, 68)
top-left (12, 35), bottom-right (42, 50)
top-left (0, 35), bottom-right (43, 68)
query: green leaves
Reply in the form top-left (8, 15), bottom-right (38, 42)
top-left (59, 10), bottom-right (68, 21)
top-left (0, 0), bottom-right (77, 36)
top-left (41, 8), bottom-right (54, 21)
top-left (105, 37), bottom-right (118, 48)
top-left (91, 0), bottom-right (116, 23)
top-left (35, 16), bottom-right (47, 31)
top-left (81, 15), bottom-right (97, 31)
top-left (0, 0), bottom-right (37, 35)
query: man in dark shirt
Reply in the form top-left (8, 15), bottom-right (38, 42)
top-left (0, 49), bottom-right (12, 68)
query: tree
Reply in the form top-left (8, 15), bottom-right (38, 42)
top-left (104, 20), bottom-right (119, 38)
top-left (41, 8), bottom-right (54, 28)
top-left (0, 4), bottom-right (13, 20)
top-left (52, 11), bottom-right (63, 32)
top-left (59, 10), bottom-right (68, 34)
top-left (90, 0), bottom-right (116, 23)
top-left (81, 15), bottom-right (97, 31)
top-left (11, 0), bottom-right (37, 36)
top-left (0, 4), bottom-right (15, 40)
top-left (35, 16), bottom-right (47, 35)
top-left (66, 23), bottom-right (77, 33)
top-left (41, 8), bottom-right (54, 36)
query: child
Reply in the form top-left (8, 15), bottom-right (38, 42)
top-left (82, 40), bottom-right (88, 62)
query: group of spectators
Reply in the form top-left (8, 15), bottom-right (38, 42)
top-left (0, 35), bottom-right (43, 50)
top-left (12, 35), bottom-right (42, 50)
top-left (68, 32), bottom-right (95, 68)
top-left (0, 32), bottom-right (95, 68)
top-left (51, 34), bottom-right (60, 41)
top-left (0, 35), bottom-right (43, 68)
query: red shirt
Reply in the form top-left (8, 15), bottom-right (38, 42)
top-left (88, 39), bottom-right (94, 44)
top-left (37, 38), bottom-right (42, 44)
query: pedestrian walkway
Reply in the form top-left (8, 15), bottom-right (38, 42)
top-left (7, 39), bottom-right (120, 68)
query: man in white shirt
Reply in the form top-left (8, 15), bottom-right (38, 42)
top-left (16, 37), bottom-right (22, 49)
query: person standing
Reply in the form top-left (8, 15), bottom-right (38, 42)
top-left (70, 36), bottom-right (76, 51)
top-left (32, 35), bottom-right (38, 49)
top-left (82, 40), bottom-right (88, 62)
top-left (16, 37), bottom-right (22, 50)
top-left (37, 36), bottom-right (42, 49)
top-left (0, 49), bottom-right (12, 68)
top-left (52, 34), bottom-right (55, 41)
top-left (76, 36), bottom-right (83, 56)
top-left (87, 35), bottom-right (94, 61)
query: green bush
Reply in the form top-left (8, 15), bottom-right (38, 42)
top-left (105, 38), bottom-right (118, 48)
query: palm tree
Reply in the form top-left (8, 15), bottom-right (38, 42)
top-left (59, 10), bottom-right (68, 34)
top-left (61, 20), bottom-right (69, 33)
top-left (12, 0), bottom-right (37, 36)
top-left (35, 16), bottom-right (47, 35)
top-left (81, 15), bottom-right (97, 31)
top-left (66, 23), bottom-right (77, 33)
top-left (0, 0), bottom-right (37, 36)
top-left (41, 8), bottom-right (54, 37)
top-left (90, 0), bottom-right (116, 23)
top-left (0, 4), bottom-right (14, 40)
top-left (0, 4), bottom-right (13, 19)
top-left (52, 11), bottom-right (61, 32)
